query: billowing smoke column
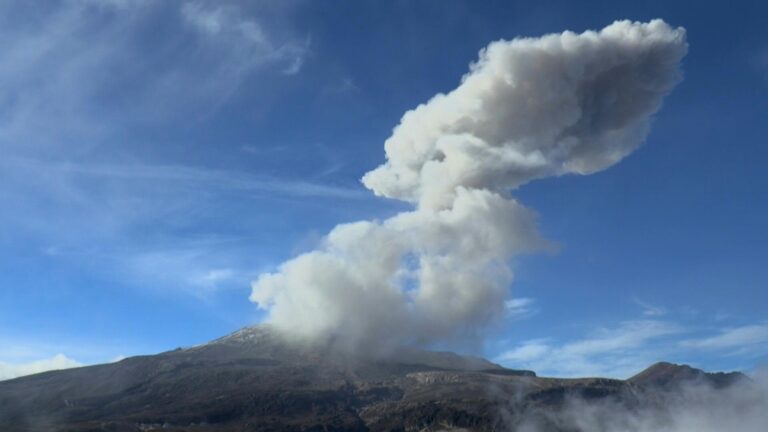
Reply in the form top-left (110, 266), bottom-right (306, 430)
top-left (250, 20), bottom-right (687, 353)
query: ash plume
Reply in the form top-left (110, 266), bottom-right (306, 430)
top-left (250, 20), bottom-right (687, 353)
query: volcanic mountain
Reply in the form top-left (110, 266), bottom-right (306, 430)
top-left (0, 325), bottom-right (749, 431)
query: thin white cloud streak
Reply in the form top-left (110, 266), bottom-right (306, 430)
top-left (251, 20), bottom-right (688, 354)
top-left (634, 297), bottom-right (667, 316)
top-left (496, 320), bottom-right (683, 378)
top-left (682, 323), bottom-right (768, 351)
top-left (0, 156), bottom-right (366, 255)
top-left (0, 354), bottom-right (82, 381)
top-left (504, 297), bottom-right (538, 320)
top-left (3, 157), bottom-right (366, 200)
top-left (122, 245), bottom-right (250, 296)
top-left (322, 77), bottom-right (360, 96)
top-left (180, 1), bottom-right (310, 78)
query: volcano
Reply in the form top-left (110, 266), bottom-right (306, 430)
top-left (0, 325), bottom-right (748, 431)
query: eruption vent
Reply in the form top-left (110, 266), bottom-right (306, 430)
top-left (250, 20), bottom-right (688, 353)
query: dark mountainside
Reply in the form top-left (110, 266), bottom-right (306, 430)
top-left (0, 325), bottom-right (748, 432)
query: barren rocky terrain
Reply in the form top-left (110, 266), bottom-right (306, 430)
top-left (0, 326), bottom-right (748, 431)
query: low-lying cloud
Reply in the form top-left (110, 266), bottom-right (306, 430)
top-left (505, 371), bottom-right (768, 432)
top-left (250, 20), bottom-right (688, 354)
top-left (0, 354), bottom-right (81, 381)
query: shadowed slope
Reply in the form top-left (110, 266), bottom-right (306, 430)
top-left (0, 326), bottom-right (749, 432)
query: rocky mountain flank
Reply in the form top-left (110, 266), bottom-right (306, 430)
top-left (0, 325), bottom-right (748, 431)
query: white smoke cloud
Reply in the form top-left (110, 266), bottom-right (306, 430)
top-left (250, 20), bottom-right (688, 353)
top-left (363, 19), bottom-right (687, 210)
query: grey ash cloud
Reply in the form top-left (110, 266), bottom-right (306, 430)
top-left (250, 20), bottom-right (688, 354)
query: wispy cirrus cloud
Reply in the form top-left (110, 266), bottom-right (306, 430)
top-left (682, 323), bottom-right (768, 354)
top-left (496, 311), bottom-right (768, 378)
top-left (0, 156), bottom-right (367, 296)
top-left (180, 1), bottom-right (309, 77)
top-left (0, 0), bottom-right (308, 150)
top-left (0, 1), bottom-right (350, 303)
top-left (634, 297), bottom-right (667, 317)
top-left (0, 0), bottom-right (322, 285)
top-left (118, 242), bottom-right (256, 296)
top-left (504, 297), bottom-right (538, 320)
top-left (4, 158), bottom-right (365, 200)
top-left (497, 320), bottom-right (684, 378)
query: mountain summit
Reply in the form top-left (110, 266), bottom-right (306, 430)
top-left (0, 326), bottom-right (749, 431)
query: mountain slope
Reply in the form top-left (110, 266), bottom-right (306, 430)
top-left (0, 326), bottom-right (749, 432)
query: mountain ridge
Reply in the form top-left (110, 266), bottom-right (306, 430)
top-left (0, 325), bottom-right (749, 431)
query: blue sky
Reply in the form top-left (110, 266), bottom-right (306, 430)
top-left (1, 0), bottom-right (766, 379)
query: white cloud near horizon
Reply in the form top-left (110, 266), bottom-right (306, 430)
top-left (0, 332), bottom-right (172, 381)
top-left (496, 318), bottom-right (768, 378)
top-left (0, 354), bottom-right (82, 381)
top-left (0, 349), bottom-right (135, 381)
top-left (496, 320), bottom-right (684, 378)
